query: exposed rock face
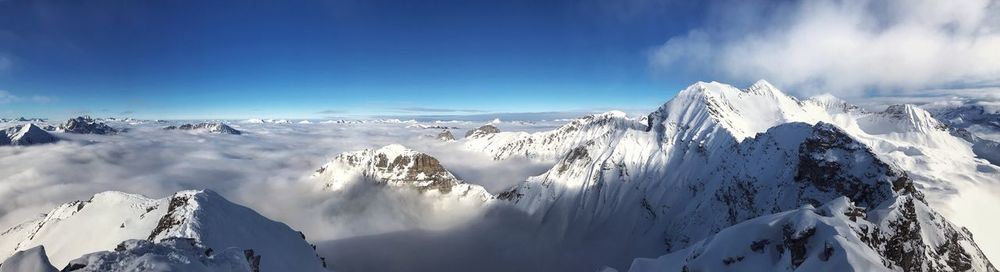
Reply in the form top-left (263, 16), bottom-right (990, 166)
top-left (436, 130), bottom-right (455, 141)
top-left (311, 144), bottom-right (492, 201)
top-left (0, 190), bottom-right (326, 271)
top-left (163, 123), bottom-right (242, 135)
top-left (57, 117), bottom-right (119, 135)
top-left (60, 238), bottom-right (256, 272)
top-left (464, 124), bottom-right (499, 138)
top-left (1, 124), bottom-right (58, 146)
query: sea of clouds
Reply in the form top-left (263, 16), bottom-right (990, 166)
top-left (0, 119), bottom-right (632, 271)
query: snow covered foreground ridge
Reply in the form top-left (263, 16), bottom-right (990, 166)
top-left (312, 144), bottom-right (492, 202)
top-left (0, 190), bottom-right (326, 271)
top-left (629, 195), bottom-right (996, 272)
top-left (458, 80), bottom-right (996, 270)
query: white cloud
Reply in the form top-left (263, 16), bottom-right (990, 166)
top-left (0, 54), bottom-right (11, 72)
top-left (650, 0), bottom-right (1000, 97)
top-left (0, 90), bottom-right (16, 104)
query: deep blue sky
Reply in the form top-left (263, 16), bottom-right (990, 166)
top-left (0, 0), bottom-right (710, 119)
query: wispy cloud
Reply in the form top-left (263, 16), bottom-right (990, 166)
top-left (0, 90), bottom-right (15, 104)
top-left (317, 109), bottom-right (346, 115)
top-left (649, 0), bottom-right (1000, 97)
top-left (0, 90), bottom-right (54, 104)
top-left (0, 55), bottom-right (11, 72)
top-left (394, 107), bottom-right (488, 113)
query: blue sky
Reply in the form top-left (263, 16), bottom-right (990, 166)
top-left (2, 0), bottom-right (997, 119)
top-left (0, 0), bottom-right (710, 119)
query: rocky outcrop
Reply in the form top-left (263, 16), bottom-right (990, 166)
top-left (464, 124), bottom-right (499, 138)
top-left (312, 144), bottom-right (492, 201)
top-left (57, 117), bottom-right (119, 135)
top-left (436, 130), bottom-right (455, 141)
top-left (163, 123), bottom-right (242, 135)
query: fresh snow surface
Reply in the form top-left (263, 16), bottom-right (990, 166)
top-left (62, 238), bottom-right (254, 272)
top-left (463, 110), bottom-right (645, 161)
top-left (0, 190), bottom-right (326, 271)
top-left (0, 246), bottom-right (57, 272)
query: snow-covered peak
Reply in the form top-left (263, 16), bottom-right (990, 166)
top-left (0, 190), bottom-right (326, 271)
top-left (57, 116), bottom-right (120, 135)
top-left (312, 145), bottom-right (492, 201)
top-left (1, 124), bottom-right (58, 146)
top-left (648, 80), bottom-right (823, 142)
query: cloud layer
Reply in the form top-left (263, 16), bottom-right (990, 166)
top-left (650, 0), bottom-right (1000, 97)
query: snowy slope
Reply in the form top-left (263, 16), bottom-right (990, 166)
top-left (0, 246), bottom-right (57, 272)
top-left (312, 144), bottom-right (492, 202)
top-left (463, 111), bottom-right (646, 161)
top-left (1, 124), bottom-right (58, 146)
top-left (468, 80), bottom-right (997, 270)
top-left (0, 190), bottom-right (326, 271)
top-left (62, 238), bottom-right (255, 272)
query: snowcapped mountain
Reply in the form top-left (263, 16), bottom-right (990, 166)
top-left (463, 80), bottom-right (996, 270)
top-left (1, 124), bottom-right (58, 146)
top-left (463, 111), bottom-right (646, 161)
top-left (163, 123), bottom-right (242, 135)
top-left (312, 144), bottom-right (492, 202)
top-left (0, 190), bottom-right (326, 271)
top-left (57, 116), bottom-right (120, 135)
